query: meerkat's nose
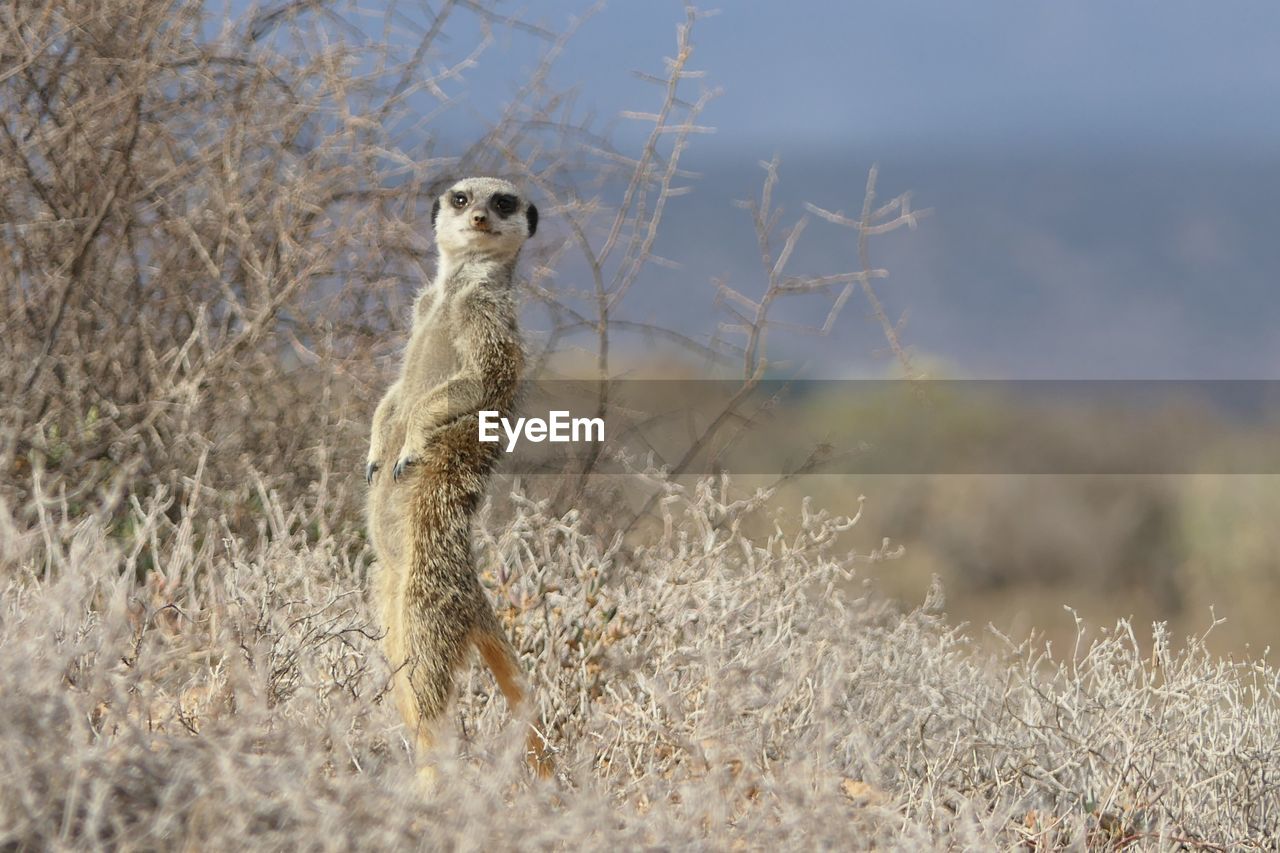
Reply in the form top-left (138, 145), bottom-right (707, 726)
top-left (471, 211), bottom-right (489, 228)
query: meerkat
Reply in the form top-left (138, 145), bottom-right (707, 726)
top-left (364, 176), bottom-right (549, 775)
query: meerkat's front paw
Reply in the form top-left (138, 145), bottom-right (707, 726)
top-left (365, 461), bottom-right (380, 484)
top-left (392, 419), bottom-right (453, 482)
top-left (392, 452), bottom-right (418, 482)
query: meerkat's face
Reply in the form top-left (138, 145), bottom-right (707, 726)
top-left (431, 177), bottom-right (538, 261)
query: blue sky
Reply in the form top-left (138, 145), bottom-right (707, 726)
top-left (456, 1), bottom-right (1280, 154)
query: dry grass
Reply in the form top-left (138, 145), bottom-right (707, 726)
top-left (2, 474), bottom-right (1278, 849)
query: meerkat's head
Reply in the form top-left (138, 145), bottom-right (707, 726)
top-left (431, 176), bottom-right (538, 262)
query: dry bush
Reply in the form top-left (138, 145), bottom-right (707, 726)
top-left (2, 476), bottom-right (1277, 849)
top-left (0, 0), bottom-right (922, 539)
top-left (0, 0), bottom-right (597, 539)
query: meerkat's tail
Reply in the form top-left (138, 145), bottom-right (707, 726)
top-left (470, 610), bottom-right (555, 777)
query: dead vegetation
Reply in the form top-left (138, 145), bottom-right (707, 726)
top-left (2, 474), bottom-right (1278, 849)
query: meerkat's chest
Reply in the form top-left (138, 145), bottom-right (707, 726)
top-left (401, 290), bottom-right (465, 387)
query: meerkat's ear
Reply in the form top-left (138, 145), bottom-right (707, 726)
top-left (525, 203), bottom-right (538, 237)
top-left (431, 197), bottom-right (442, 229)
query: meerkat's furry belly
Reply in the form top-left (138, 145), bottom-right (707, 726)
top-left (366, 314), bottom-right (456, 563)
top-left (366, 417), bottom-right (487, 578)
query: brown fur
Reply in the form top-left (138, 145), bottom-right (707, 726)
top-left (365, 178), bottom-right (550, 775)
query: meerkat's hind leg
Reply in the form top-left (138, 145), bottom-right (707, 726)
top-left (471, 617), bottom-right (555, 778)
top-left (399, 623), bottom-right (470, 766)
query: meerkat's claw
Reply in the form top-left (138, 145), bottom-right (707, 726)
top-left (365, 461), bottom-right (380, 484)
top-left (392, 455), bottom-right (416, 481)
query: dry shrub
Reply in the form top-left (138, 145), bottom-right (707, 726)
top-left (1, 0), bottom-right (921, 541)
top-left (0, 0), bottom-right (598, 537)
top-left (1, 475), bottom-right (1277, 849)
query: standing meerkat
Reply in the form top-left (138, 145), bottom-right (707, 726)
top-left (365, 176), bottom-right (549, 774)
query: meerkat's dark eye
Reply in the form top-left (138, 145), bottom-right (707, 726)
top-left (451, 192), bottom-right (468, 209)
top-left (492, 194), bottom-right (518, 217)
